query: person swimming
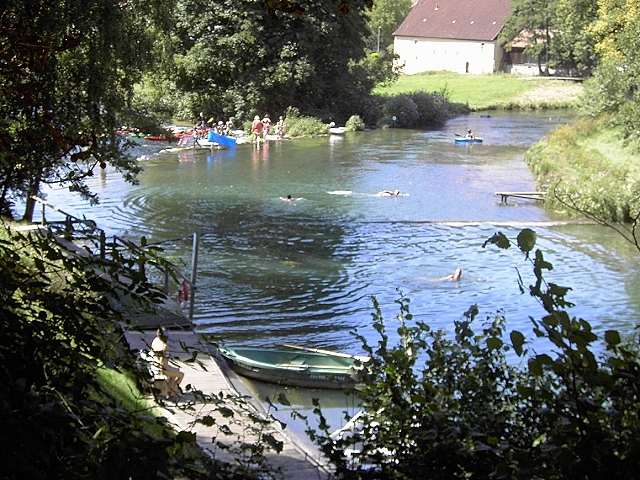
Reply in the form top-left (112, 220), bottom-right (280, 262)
top-left (445, 267), bottom-right (463, 281)
top-left (377, 189), bottom-right (401, 197)
top-left (280, 194), bottom-right (302, 202)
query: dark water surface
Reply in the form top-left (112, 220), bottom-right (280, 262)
top-left (41, 112), bottom-right (640, 354)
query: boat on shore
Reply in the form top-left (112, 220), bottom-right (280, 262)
top-left (208, 131), bottom-right (237, 147)
top-left (217, 345), bottom-right (367, 389)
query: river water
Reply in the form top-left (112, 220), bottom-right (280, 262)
top-left (41, 111), bottom-right (640, 354)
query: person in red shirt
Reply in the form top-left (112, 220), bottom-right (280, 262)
top-left (251, 115), bottom-right (264, 144)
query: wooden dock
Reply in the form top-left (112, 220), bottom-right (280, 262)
top-left (496, 191), bottom-right (545, 203)
top-left (124, 330), bottom-right (331, 480)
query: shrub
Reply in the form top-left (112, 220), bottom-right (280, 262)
top-left (408, 91), bottom-right (450, 127)
top-left (282, 106), bottom-right (328, 137)
top-left (382, 95), bottom-right (419, 128)
top-left (345, 115), bottom-right (365, 132)
top-left (380, 92), bottom-right (454, 128)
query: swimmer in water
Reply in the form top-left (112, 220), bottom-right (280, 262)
top-left (377, 189), bottom-right (401, 197)
top-left (445, 267), bottom-right (463, 281)
top-left (280, 194), bottom-right (302, 202)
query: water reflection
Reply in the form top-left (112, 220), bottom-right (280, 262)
top-left (237, 376), bottom-right (361, 452)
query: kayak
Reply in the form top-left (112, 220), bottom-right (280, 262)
top-left (208, 131), bottom-right (237, 147)
top-left (218, 345), bottom-right (366, 389)
top-left (454, 137), bottom-right (483, 144)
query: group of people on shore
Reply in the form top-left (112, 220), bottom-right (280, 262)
top-left (196, 113), bottom-right (235, 136)
top-left (251, 114), bottom-right (285, 143)
top-left (193, 112), bottom-right (287, 143)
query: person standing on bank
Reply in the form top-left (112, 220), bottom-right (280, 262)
top-left (151, 327), bottom-right (184, 397)
top-left (261, 114), bottom-right (272, 140)
top-left (251, 115), bottom-right (264, 144)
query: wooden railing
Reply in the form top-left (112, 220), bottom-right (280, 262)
top-left (30, 196), bottom-right (199, 322)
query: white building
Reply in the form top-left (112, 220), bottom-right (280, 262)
top-left (393, 0), bottom-right (511, 75)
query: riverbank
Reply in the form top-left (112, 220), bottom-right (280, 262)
top-left (375, 72), bottom-right (584, 110)
top-left (525, 116), bottom-right (640, 222)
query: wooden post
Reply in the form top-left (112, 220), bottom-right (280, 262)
top-left (188, 232), bottom-right (199, 322)
top-left (99, 231), bottom-right (106, 260)
top-left (138, 255), bottom-right (146, 280)
top-left (41, 202), bottom-right (46, 225)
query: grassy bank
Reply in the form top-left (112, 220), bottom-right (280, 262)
top-left (525, 117), bottom-right (640, 222)
top-left (375, 72), bottom-right (584, 110)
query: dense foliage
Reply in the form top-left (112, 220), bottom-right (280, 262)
top-left (312, 229), bottom-right (640, 479)
top-left (582, 0), bottom-right (640, 149)
top-left (0, 0), bottom-right (175, 220)
top-left (365, 0), bottom-right (412, 53)
top-left (171, 0), bottom-right (379, 123)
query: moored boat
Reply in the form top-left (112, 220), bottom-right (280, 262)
top-left (144, 134), bottom-right (174, 142)
top-left (217, 345), bottom-right (366, 389)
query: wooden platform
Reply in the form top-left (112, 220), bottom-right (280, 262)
top-left (125, 330), bottom-right (330, 479)
top-left (496, 191), bottom-right (545, 203)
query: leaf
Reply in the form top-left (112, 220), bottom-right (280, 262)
top-left (532, 433), bottom-right (547, 447)
top-left (487, 337), bottom-right (503, 350)
top-left (516, 228), bottom-right (537, 256)
top-left (217, 406), bottom-right (234, 418)
top-left (510, 330), bottom-right (526, 356)
top-left (604, 330), bottom-right (621, 346)
top-left (482, 232), bottom-right (511, 249)
top-left (198, 415), bottom-right (216, 427)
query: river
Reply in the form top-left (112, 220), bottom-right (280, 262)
top-left (41, 111), bottom-right (640, 354)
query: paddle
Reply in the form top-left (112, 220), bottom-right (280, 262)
top-left (282, 343), bottom-right (368, 361)
top-left (454, 133), bottom-right (463, 136)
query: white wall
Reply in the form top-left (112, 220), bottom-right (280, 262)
top-left (394, 36), bottom-right (499, 74)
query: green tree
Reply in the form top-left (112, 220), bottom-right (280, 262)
top-left (172, 0), bottom-right (374, 122)
top-left (549, 0), bottom-right (598, 75)
top-left (501, 0), bottom-right (598, 76)
top-left (0, 0), bottom-right (173, 220)
top-left (365, 0), bottom-right (412, 53)
top-left (501, 0), bottom-right (557, 75)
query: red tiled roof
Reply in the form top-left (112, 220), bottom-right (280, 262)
top-left (394, 0), bottom-right (512, 42)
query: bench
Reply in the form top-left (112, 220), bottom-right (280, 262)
top-left (496, 191), bottom-right (545, 204)
top-left (139, 349), bottom-right (170, 398)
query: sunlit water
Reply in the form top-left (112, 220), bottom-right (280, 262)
top-left (39, 111), bottom-right (640, 355)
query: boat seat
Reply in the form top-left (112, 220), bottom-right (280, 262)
top-left (277, 362), bottom-right (310, 369)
